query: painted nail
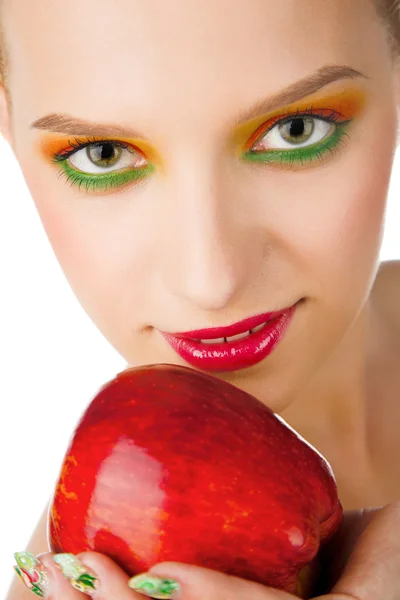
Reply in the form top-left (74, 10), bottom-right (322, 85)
top-left (13, 552), bottom-right (50, 597)
top-left (128, 573), bottom-right (181, 599)
top-left (52, 553), bottom-right (98, 594)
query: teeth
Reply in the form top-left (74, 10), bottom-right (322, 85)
top-left (199, 337), bottom-right (225, 344)
top-left (225, 330), bottom-right (252, 343)
top-left (197, 322), bottom-right (268, 345)
top-left (252, 322), bottom-right (267, 333)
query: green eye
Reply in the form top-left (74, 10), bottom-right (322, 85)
top-left (52, 140), bottom-right (154, 193)
top-left (243, 113), bottom-right (351, 167)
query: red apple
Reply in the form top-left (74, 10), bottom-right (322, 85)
top-left (48, 364), bottom-right (343, 598)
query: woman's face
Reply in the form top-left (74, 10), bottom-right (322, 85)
top-left (0, 0), bottom-right (399, 411)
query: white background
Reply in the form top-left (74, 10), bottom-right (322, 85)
top-left (0, 136), bottom-right (399, 597)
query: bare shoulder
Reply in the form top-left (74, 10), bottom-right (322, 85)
top-left (372, 260), bottom-right (400, 334)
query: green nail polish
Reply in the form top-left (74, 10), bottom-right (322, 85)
top-left (52, 553), bottom-right (98, 594)
top-left (128, 573), bottom-right (180, 599)
top-left (13, 552), bottom-right (50, 597)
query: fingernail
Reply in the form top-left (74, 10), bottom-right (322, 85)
top-left (13, 552), bottom-right (50, 597)
top-left (128, 573), bottom-right (181, 599)
top-left (52, 553), bottom-right (98, 595)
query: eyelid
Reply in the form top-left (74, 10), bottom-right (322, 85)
top-left (244, 107), bottom-right (344, 153)
top-left (232, 86), bottom-right (367, 154)
top-left (51, 138), bottom-right (134, 163)
top-left (39, 135), bottom-right (163, 169)
top-left (37, 86), bottom-right (367, 166)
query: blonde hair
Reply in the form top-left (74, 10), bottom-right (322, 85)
top-left (0, 0), bottom-right (399, 89)
top-left (0, 3), bottom-right (6, 87)
top-left (376, 0), bottom-right (400, 57)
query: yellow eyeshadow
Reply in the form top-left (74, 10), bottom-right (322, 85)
top-left (37, 85), bottom-right (367, 171)
top-left (38, 135), bottom-right (163, 168)
top-left (232, 86), bottom-right (368, 154)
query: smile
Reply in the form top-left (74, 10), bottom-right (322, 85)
top-left (194, 321), bottom-right (267, 344)
top-left (160, 303), bottom-right (299, 372)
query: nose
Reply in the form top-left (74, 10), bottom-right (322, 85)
top-left (158, 158), bottom-right (267, 312)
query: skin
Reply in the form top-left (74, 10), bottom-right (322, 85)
top-left (2, 2), bottom-right (400, 600)
top-left (0, 0), bottom-right (400, 511)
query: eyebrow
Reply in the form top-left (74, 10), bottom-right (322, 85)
top-left (234, 64), bottom-right (367, 123)
top-left (31, 64), bottom-right (367, 138)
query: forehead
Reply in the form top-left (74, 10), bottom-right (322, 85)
top-left (2, 0), bottom-right (386, 134)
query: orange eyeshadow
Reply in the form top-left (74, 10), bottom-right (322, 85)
top-left (232, 86), bottom-right (368, 154)
top-left (36, 86), bottom-right (367, 169)
top-left (38, 135), bottom-right (163, 168)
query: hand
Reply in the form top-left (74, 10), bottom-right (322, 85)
top-left (13, 501), bottom-right (400, 600)
top-left (315, 500), bottom-right (400, 598)
top-left (13, 551), bottom-right (162, 599)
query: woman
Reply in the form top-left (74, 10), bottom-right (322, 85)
top-left (1, 0), bottom-right (400, 598)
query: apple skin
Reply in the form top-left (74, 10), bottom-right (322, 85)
top-left (48, 364), bottom-right (343, 597)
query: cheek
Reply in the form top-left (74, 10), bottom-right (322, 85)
top-left (40, 203), bottom-right (128, 317)
top-left (316, 173), bottom-right (385, 313)
top-left (285, 146), bottom-right (392, 311)
top-left (17, 165), bottom-right (154, 331)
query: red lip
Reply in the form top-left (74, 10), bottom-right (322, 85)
top-left (170, 309), bottom-right (289, 340)
top-left (160, 303), bottom-right (299, 373)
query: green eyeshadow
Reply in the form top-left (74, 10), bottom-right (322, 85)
top-left (243, 122), bottom-right (349, 167)
top-left (57, 159), bottom-right (154, 193)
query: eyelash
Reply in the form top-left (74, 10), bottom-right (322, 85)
top-left (50, 106), bottom-right (352, 194)
top-left (51, 138), bottom-right (152, 193)
top-left (242, 106), bottom-right (351, 168)
top-left (53, 137), bottom-right (128, 159)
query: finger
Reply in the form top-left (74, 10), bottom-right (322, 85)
top-left (318, 502), bottom-right (400, 600)
top-left (129, 561), bottom-right (297, 600)
top-left (314, 506), bottom-right (381, 595)
top-left (49, 553), bottom-right (99, 596)
top-left (13, 551), bottom-right (88, 599)
top-left (75, 551), bottom-right (161, 600)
